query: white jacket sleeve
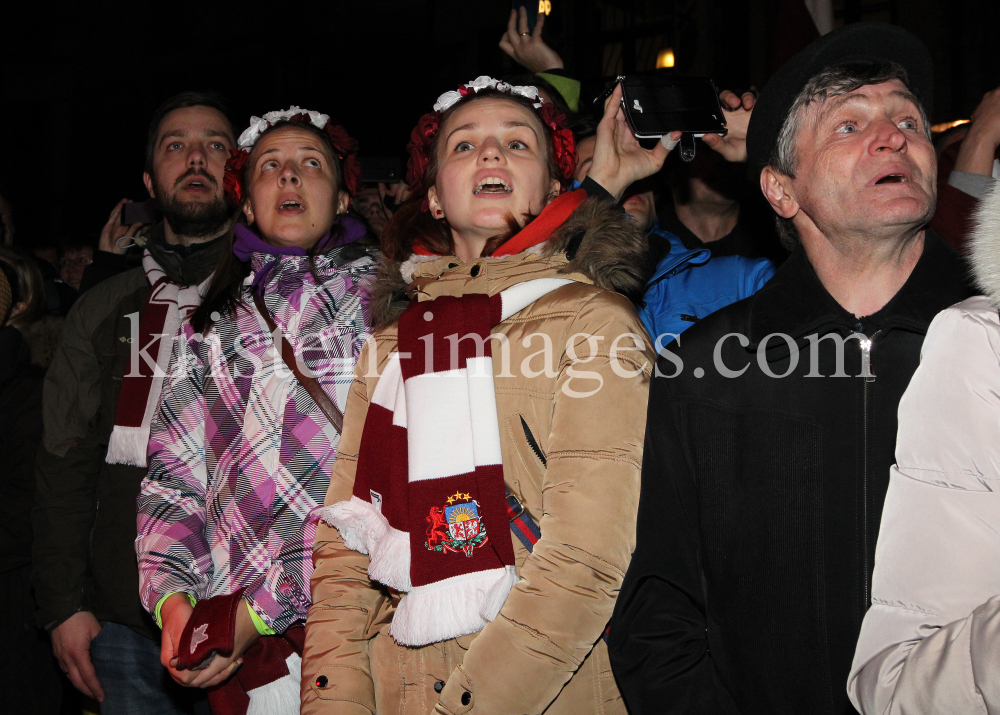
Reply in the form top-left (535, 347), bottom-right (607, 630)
top-left (849, 296), bottom-right (1000, 714)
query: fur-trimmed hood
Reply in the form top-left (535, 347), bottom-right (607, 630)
top-left (368, 196), bottom-right (652, 330)
top-left (971, 181), bottom-right (1000, 307)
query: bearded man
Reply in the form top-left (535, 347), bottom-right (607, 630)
top-left (608, 24), bottom-right (975, 715)
top-left (32, 91), bottom-right (235, 715)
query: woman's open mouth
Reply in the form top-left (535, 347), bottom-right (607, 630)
top-left (474, 177), bottom-right (512, 195)
top-left (278, 200), bottom-right (306, 213)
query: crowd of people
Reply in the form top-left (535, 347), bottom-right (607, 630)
top-left (5, 10), bottom-right (1000, 715)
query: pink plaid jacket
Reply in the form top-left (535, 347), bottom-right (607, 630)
top-left (136, 246), bottom-right (375, 633)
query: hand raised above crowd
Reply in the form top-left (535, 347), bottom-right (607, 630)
top-left (954, 86), bottom-right (1000, 177)
top-left (588, 84), bottom-right (675, 202)
top-left (99, 198), bottom-right (143, 255)
top-left (499, 8), bottom-right (563, 73)
top-left (701, 89), bottom-right (756, 163)
top-left (383, 180), bottom-right (411, 207)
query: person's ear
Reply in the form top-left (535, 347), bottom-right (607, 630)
top-left (142, 172), bottom-right (156, 200)
top-left (336, 191), bottom-right (350, 215)
top-left (760, 167), bottom-right (799, 219)
top-left (427, 186), bottom-right (444, 219)
top-left (243, 201), bottom-right (255, 225)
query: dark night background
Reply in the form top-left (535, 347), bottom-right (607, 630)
top-left (1, 0), bottom-right (997, 250)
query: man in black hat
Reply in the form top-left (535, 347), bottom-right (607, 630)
top-left (607, 22), bottom-right (974, 715)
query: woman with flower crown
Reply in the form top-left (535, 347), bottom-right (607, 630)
top-left (303, 79), bottom-right (672, 714)
top-left (134, 107), bottom-right (378, 715)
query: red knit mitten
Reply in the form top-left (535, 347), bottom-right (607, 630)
top-left (174, 588), bottom-right (247, 671)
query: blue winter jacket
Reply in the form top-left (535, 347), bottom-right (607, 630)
top-left (640, 222), bottom-right (776, 348)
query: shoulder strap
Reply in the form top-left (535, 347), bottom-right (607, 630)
top-left (506, 491), bottom-right (541, 552)
top-left (252, 291), bottom-right (344, 434)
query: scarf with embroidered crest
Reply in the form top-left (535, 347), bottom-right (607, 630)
top-left (317, 192), bottom-right (587, 646)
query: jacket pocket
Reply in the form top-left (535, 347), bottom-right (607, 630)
top-left (507, 413), bottom-right (547, 481)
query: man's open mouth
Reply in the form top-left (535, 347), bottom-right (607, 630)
top-left (474, 177), bottom-right (512, 195)
top-left (280, 200), bottom-right (304, 210)
top-left (875, 174), bottom-right (909, 184)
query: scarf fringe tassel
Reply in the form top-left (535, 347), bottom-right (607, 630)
top-left (389, 566), bottom-right (518, 647)
top-left (317, 497), bottom-right (412, 591)
top-left (246, 653), bottom-right (301, 715)
top-left (106, 425), bottom-right (150, 467)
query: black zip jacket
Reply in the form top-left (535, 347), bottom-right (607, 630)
top-left (609, 230), bottom-right (973, 715)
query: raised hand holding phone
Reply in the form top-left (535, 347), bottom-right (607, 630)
top-left (701, 89), bottom-right (756, 162)
top-left (587, 84), bottom-right (678, 202)
top-left (100, 199), bottom-right (143, 255)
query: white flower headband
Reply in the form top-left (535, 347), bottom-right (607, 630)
top-left (237, 106), bottom-right (330, 150)
top-left (433, 75), bottom-right (543, 113)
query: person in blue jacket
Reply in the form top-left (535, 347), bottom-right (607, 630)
top-left (573, 128), bottom-right (776, 350)
top-left (640, 226), bottom-right (775, 347)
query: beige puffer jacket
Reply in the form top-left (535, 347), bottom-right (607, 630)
top-left (301, 198), bottom-right (655, 715)
top-left (848, 183), bottom-right (1000, 713)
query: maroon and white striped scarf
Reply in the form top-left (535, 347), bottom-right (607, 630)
top-left (106, 252), bottom-right (208, 467)
top-left (320, 277), bottom-right (573, 646)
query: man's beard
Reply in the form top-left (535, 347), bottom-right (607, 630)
top-left (154, 168), bottom-right (232, 238)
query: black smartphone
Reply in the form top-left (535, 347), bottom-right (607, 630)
top-left (596, 75), bottom-right (728, 139)
top-left (360, 157), bottom-right (403, 185)
top-left (511, 0), bottom-right (539, 35)
top-left (121, 200), bottom-right (158, 225)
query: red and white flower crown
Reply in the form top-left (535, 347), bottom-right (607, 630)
top-left (223, 106), bottom-right (362, 206)
top-left (433, 76), bottom-right (543, 112)
top-left (406, 76), bottom-right (577, 201)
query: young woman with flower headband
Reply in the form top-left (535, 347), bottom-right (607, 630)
top-left (303, 79), bottom-right (673, 714)
top-left (135, 107), bottom-right (378, 715)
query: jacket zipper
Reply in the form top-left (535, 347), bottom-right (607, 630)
top-left (520, 416), bottom-right (547, 467)
top-left (851, 327), bottom-right (882, 608)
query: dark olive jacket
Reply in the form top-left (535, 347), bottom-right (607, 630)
top-left (31, 229), bottom-right (223, 637)
top-left (609, 230), bottom-right (974, 715)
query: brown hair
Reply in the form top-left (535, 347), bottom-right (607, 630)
top-left (381, 90), bottom-right (563, 263)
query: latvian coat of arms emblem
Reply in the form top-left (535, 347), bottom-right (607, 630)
top-left (425, 491), bottom-right (489, 557)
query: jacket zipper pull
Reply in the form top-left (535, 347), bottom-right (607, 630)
top-left (847, 331), bottom-right (875, 382)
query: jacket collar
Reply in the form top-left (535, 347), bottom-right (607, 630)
top-left (368, 196), bottom-right (652, 331)
top-left (146, 223), bottom-right (227, 287)
top-left (646, 222), bottom-right (711, 285)
top-left (747, 228), bottom-right (973, 349)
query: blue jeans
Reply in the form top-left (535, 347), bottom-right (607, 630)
top-left (90, 621), bottom-right (209, 715)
